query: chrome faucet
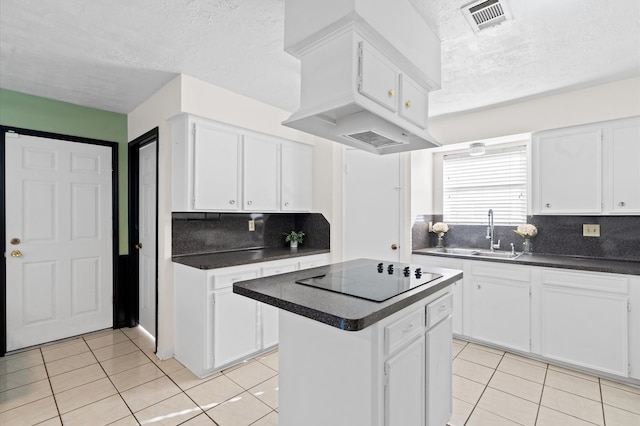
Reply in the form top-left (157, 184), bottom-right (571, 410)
top-left (486, 209), bottom-right (501, 251)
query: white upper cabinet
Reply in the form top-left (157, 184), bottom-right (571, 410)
top-left (399, 74), bottom-right (428, 128)
top-left (171, 114), bottom-right (313, 212)
top-left (533, 116), bottom-right (640, 215)
top-left (607, 117), bottom-right (640, 214)
top-left (281, 143), bottom-right (312, 211)
top-left (357, 41), bottom-right (428, 129)
top-left (533, 125), bottom-right (602, 214)
top-left (193, 123), bottom-right (242, 211)
top-left (243, 135), bottom-right (279, 211)
top-left (359, 42), bottom-right (399, 112)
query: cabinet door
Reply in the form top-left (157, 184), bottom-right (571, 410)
top-left (213, 288), bottom-right (259, 368)
top-left (609, 119), bottom-right (640, 213)
top-left (426, 316), bottom-right (452, 426)
top-left (534, 127), bottom-right (602, 214)
top-left (359, 42), bottom-right (398, 112)
top-left (399, 74), bottom-right (428, 128)
top-left (193, 123), bottom-right (241, 210)
top-left (243, 135), bottom-right (279, 211)
top-left (540, 273), bottom-right (629, 376)
top-left (470, 276), bottom-right (530, 352)
top-left (384, 335), bottom-right (425, 426)
top-left (281, 143), bottom-right (312, 211)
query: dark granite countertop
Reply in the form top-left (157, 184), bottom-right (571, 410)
top-left (412, 248), bottom-right (640, 276)
top-left (233, 258), bottom-right (462, 331)
top-left (172, 247), bottom-right (331, 270)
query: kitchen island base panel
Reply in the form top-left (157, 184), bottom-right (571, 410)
top-left (278, 287), bottom-right (452, 426)
top-left (279, 310), bottom-right (378, 426)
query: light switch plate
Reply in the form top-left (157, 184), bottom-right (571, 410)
top-left (583, 224), bottom-right (600, 237)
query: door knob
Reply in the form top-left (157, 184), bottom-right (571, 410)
top-left (135, 243), bottom-right (143, 250)
top-left (11, 250), bottom-right (22, 257)
top-left (391, 244), bottom-right (398, 250)
top-left (10, 237), bottom-right (21, 245)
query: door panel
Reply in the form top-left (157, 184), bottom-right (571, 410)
top-left (138, 141), bottom-right (157, 337)
top-left (5, 133), bottom-right (113, 351)
top-left (344, 149), bottom-right (402, 262)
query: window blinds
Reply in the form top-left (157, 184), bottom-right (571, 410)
top-left (443, 146), bottom-right (527, 225)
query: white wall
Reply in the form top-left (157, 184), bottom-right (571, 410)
top-left (128, 74), bottom-right (337, 357)
top-left (428, 76), bottom-right (640, 145)
top-left (127, 76), bottom-right (182, 359)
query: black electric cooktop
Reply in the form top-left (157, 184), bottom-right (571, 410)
top-left (295, 261), bottom-right (442, 302)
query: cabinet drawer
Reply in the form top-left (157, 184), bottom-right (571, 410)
top-left (210, 269), bottom-right (260, 290)
top-left (426, 293), bottom-right (453, 328)
top-left (470, 262), bottom-right (530, 282)
top-left (385, 308), bottom-right (425, 355)
top-left (262, 263), bottom-right (297, 277)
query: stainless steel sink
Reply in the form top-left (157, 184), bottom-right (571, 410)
top-left (472, 250), bottom-right (521, 259)
top-left (442, 248), bottom-right (479, 255)
top-left (426, 248), bottom-right (521, 260)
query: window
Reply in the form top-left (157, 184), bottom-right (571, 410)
top-left (443, 146), bottom-right (527, 225)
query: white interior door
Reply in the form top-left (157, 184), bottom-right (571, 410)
top-left (138, 142), bottom-right (157, 337)
top-left (5, 132), bottom-right (113, 351)
top-left (343, 149), bottom-right (403, 262)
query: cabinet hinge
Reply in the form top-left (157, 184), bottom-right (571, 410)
top-left (211, 294), bottom-right (215, 305)
top-left (629, 364), bottom-right (632, 375)
top-left (628, 300), bottom-right (631, 312)
top-left (192, 126), bottom-right (196, 137)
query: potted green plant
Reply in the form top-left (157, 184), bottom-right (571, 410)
top-left (284, 231), bottom-right (305, 249)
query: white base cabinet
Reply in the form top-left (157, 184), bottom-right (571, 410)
top-left (467, 262), bottom-right (531, 352)
top-left (412, 254), bottom-right (639, 383)
top-left (174, 253), bottom-right (329, 377)
top-left (540, 269), bottom-right (629, 376)
top-left (279, 288), bottom-right (452, 426)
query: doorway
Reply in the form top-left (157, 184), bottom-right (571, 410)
top-left (1, 127), bottom-right (118, 354)
top-left (128, 129), bottom-right (158, 346)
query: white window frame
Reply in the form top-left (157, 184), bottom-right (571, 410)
top-left (443, 145), bottom-right (528, 226)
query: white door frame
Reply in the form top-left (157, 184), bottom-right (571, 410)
top-left (1, 126), bottom-right (119, 356)
top-left (128, 129), bottom-right (159, 349)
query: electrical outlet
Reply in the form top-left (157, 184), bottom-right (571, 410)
top-left (428, 221), bottom-right (433, 232)
top-left (583, 224), bottom-right (600, 237)
top-left (248, 220), bottom-right (255, 232)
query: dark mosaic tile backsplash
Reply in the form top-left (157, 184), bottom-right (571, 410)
top-left (412, 214), bottom-right (640, 262)
top-left (172, 212), bottom-right (330, 256)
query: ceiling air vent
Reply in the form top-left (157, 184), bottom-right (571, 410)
top-left (462, 0), bottom-right (512, 32)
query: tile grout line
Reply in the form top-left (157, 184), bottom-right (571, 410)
top-left (84, 331), bottom-right (139, 425)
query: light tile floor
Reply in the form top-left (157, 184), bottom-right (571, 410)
top-left (1, 328), bottom-right (639, 425)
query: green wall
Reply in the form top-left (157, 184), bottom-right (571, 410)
top-left (0, 89), bottom-right (129, 254)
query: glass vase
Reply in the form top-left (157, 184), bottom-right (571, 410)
top-left (522, 238), bottom-right (532, 255)
top-left (436, 235), bottom-right (444, 249)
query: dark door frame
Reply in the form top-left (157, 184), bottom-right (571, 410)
top-left (127, 128), bottom-right (159, 352)
top-left (1, 126), bottom-right (119, 356)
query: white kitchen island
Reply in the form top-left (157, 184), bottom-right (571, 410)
top-left (234, 258), bottom-right (462, 426)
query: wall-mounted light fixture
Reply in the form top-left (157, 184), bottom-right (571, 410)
top-left (469, 142), bottom-right (486, 156)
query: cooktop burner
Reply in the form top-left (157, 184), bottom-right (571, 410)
top-left (295, 262), bottom-right (442, 302)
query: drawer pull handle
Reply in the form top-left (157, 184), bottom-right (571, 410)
top-left (439, 304), bottom-right (447, 311)
top-left (619, 201), bottom-right (625, 207)
top-left (388, 89), bottom-right (396, 97)
top-left (402, 324), bottom-right (415, 332)
top-left (405, 100), bottom-right (412, 108)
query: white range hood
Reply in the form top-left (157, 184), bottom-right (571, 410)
top-left (282, 0), bottom-right (442, 155)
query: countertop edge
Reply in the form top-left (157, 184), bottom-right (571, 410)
top-left (233, 260), bottom-right (462, 331)
top-left (412, 249), bottom-right (640, 276)
top-left (172, 248), bottom-right (331, 270)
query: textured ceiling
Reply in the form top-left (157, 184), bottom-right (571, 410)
top-left (1, 0), bottom-right (639, 117)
